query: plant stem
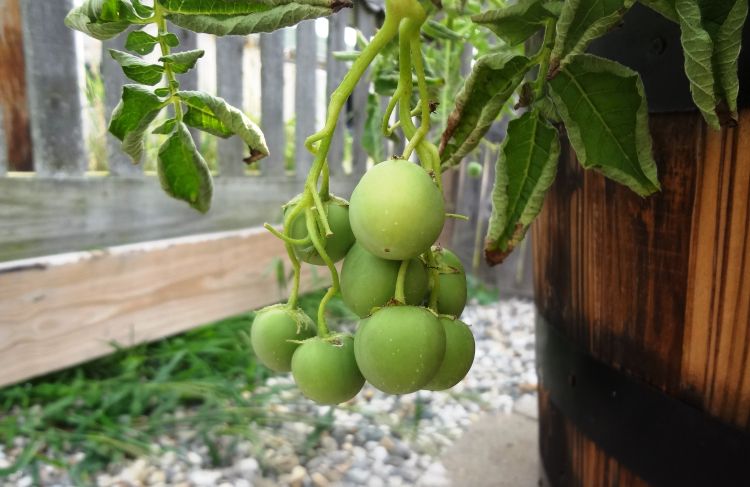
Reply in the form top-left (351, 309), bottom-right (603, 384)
top-left (394, 259), bottom-right (409, 303)
top-left (533, 18), bottom-right (556, 101)
top-left (155, 5), bottom-right (182, 121)
top-left (305, 208), bottom-right (338, 336)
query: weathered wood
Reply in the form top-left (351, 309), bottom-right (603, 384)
top-left (102, 31), bottom-right (142, 177)
top-left (294, 21), bottom-right (318, 180)
top-left (260, 30), bottom-right (286, 176)
top-left (0, 227), bottom-right (326, 387)
top-left (0, 175), bottom-right (357, 262)
top-left (20, 0), bottom-right (86, 176)
top-left (326, 12), bottom-right (348, 175)
top-left (0, 0), bottom-right (32, 172)
top-left (533, 109), bottom-right (750, 486)
top-left (216, 35), bottom-right (247, 177)
top-left (0, 111), bottom-right (6, 175)
top-left (351, 5), bottom-right (376, 176)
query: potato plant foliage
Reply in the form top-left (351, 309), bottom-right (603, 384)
top-left (67, 0), bottom-right (746, 403)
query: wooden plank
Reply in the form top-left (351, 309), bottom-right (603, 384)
top-left (20, 0), bottom-right (86, 176)
top-left (0, 227), bottom-right (325, 387)
top-left (260, 30), bottom-right (286, 176)
top-left (0, 175), bottom-right (357, 262)
top-left (0, 0), bottom-right (32, 171)
top-left (294, 21), bottom-right (318, 180)
top-left (102, 31), bottom-right (142, 177)
top-left (326, 13), bottom-right (348, 175)
top-left (351, 6), bottom-right (376, 176)
top-left (216, 36), bottom-right (247, 177)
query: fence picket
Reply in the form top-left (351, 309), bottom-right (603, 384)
top-left (20, 0), bottom-right (86, 177)
top-left (326, 13), bottom-right (348, 175)
top-left (260, 30), bottom-right (286, 177)
top-left (351, 6), bottom-right (376, 176)
top-left (102, 33), bottom-right (142, 177)
top-left (216, 36), bottom-right (247, 177)
top-left (295, 21), bottom-right (318, 180)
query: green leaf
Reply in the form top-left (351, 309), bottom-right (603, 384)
top-left (109, 49), bottom-right (164, 86)
top-left (64, 0), bottom-right (152, 40)
top-left (548, 54), bottom-right (660, 196)
top-left (163, 33), bottom-right (180, 47)
top-left (109, 85), bottom-right (165, 162)
top-left (362, 93), bottom-right (384, 163)
top-left (157, 122), bottom-right (213, 213)
top-left (485, 110), bottom-right (559, 264)
top-left (152, 118), bottom-right (177, 135)
top-left (155, 87), bottom-right (172, 97)
top-left (550, 0), bottom-right (635, 70)
top-left (177, 91), bottom-right (269, 162)
top-left (421, 20), bottom-right (465, 41)
top-left (439, 53), bottom-right (531, 169)
top-left (472, 0), bottom-right (562, 46)
top-left (639, 0), bottom-right (678, 21)
top-left (160, 49), bottom-right (205, 74)
top-left (675, 0), bottom-right (747, 128)
top-left (161, 0), bottom-right (352, 35)
top-left (125, 31), bottom-right (159, 55)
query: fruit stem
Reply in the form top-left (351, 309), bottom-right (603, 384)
top-left (533, 18), bottom-right (555, 101)
top-left (394, 259), bottom-right (409, 303)
top-left (263, 223), bottom-right (312, 246)
top-left (305, 208), bottom-right (339, 336)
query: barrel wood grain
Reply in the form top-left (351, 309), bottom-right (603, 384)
top-left (533, 110), bottom-right (750, 486)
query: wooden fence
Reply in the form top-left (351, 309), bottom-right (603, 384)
top-left (0, 0), bottom-right (530, 387)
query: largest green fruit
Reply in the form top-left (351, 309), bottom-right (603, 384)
top-left (340, 243), bottom-right (428, 317)
top-left (291, 335), bottom-right (365, 405)
top-left (349, 159), bottom-right (445, 260)
top-left (287, 196), bottom-right (355, 265)
top-left (354, 306), bottom-right (445, 394)
top-left (250, 305), bottom-right (316, 372)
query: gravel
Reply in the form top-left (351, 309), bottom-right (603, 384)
top-left (1, 298), bottom-right (536, 487)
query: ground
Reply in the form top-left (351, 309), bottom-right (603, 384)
top-left (1, 298), bottom-right (539, 487)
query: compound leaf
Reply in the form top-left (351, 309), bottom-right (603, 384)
top-left (109, 49), bottom-right (164, 85)
top-left (472, 0), bottom-right (562, 46)
top-left (485, 110), bottom-right (559, 265)
top-left (439, 53), bottom-right (531, 169)
top-left (549, 54), bottom-right (660, 196)
top-left (157, 122), bottom-right (213, 213)
top-left (551, 0), bottom-right (635, 70)
top-left (160, 49), bottom-right (205, 74)
top-left (109, 85), bottom-right (165, 162)
top-left (178, 91), bottom-right (269, 162)
top-left (160, 0), bottom-right (352, 35)
top-left (125, 31), bottom-right (159, 55)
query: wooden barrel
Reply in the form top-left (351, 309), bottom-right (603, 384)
top-left (532, 5), bottom-right (750, 487)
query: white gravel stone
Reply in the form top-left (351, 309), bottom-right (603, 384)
top-left (514, 394), bottom-right (539, 420)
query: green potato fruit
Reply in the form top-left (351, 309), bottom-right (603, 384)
top-left (423, 317), bottom-right (475, 391)
top-left (250, 305), bottom-right (316, 372)
top-left (354, 305), bottom-right (446, 394)
top-left (288, 196), bottom-right (355, 265)
top-left (434, 247), bottom-right (468, 317)
top-left (467, 161), bottom-right (482, 178)
top-left (349, 159), bottom-right (445, 260)
top-left (291, 335), bottom-right (365, 405)
top-left (340, 243), bottom-right (428, 317)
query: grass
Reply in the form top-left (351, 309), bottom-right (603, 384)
top-left (0, 289), bottom-right (354, 484)
top-left (0, 278), bottom-right (496, 483)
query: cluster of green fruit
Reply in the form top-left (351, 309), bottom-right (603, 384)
top-left (251, 158), bottom-right (474, 405)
